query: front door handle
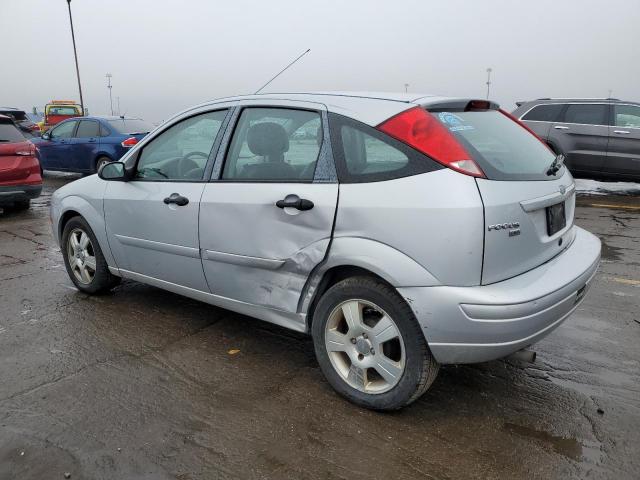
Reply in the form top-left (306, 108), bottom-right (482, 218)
top-left (613, 130), bottom-right (631, 135)
top-left (554, 125), bottom-right (569, 130)
top-left (163, 193), bottom-right (189, 206)
top-left (276, 195), bottom-right (314, 211)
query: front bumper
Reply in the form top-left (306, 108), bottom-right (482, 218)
top-left (0, 184), bottom-right (42, 205)
top-left (398, 226), bottom-right (601, 364)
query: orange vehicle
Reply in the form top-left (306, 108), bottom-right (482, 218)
top-left (38, 100), bottom-right (83, 132)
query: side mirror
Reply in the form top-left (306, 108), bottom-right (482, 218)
top-left (41, 132), bottom-right (50, 140)
top-left (98, 161), bottom-right (127, 181)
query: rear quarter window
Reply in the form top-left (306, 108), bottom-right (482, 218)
top-left (521, 104), bottom-right (564, 122)
top-left (328, 113), bottom-right (442, 183)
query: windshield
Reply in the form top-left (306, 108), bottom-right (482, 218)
top-left (434, 110), bottom-right (558, 181)
top-left (0, 122), bottom-right (26, 142)
top-left (107, 118), bottom-right (153, 135)
top-left (47, 106), bottom-right (79, 115)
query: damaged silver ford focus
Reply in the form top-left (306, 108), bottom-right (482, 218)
top-left (50, 92), bottom-right (601, 410)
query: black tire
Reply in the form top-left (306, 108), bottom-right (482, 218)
top-left (61, 216), bottom-right (120, 294)
top-left (312, 276), bottom-right (439, 411)
top-left (94, 156), bottom-right (111, 174)
top-left (9, 200), bottom-right (30, 211)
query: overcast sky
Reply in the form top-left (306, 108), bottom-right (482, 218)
top-left (2, 0), bottom-right (638, 122)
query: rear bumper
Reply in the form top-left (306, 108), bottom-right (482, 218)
top-left (398, 226), bottom-right (601, 364)
top-left (0, 184), bottom-right (42, 205)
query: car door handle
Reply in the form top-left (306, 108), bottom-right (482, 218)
top-left (88, 138), bottom-right (97, 142)
top-left (554, 125), bottom-right (569, 130)
top-left (613, 130), bottom-right (630, 134)
top-left (163, 193), bottom-right (189, 206)
top-left (276, 195), bottom-right (314, 211)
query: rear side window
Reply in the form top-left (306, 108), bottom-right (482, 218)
top-left (75, 120), bottom-right (100, 138)
top-left (614, 105), bottom-right (640, 128)
top-left (0, 110), bottom-right (28, 122)
top-left (561, 104), bottom-right (607, 125)
top-left (521, 104), bottom-right (564, 122)
top-left (0, 122), bottom-right (25, 142)
top-left (329, 113), bottom-right (441, 183)
top-left (434, 110), bottom-right (556, 181)
top-left (222, 108), bottom-right (322, 182)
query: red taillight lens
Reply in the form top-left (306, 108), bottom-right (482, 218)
top-left (121, 137), bottom-right (138, 148)
top-left (377, 107), bottom-right (485, 178)
top-left (15, 142), bottom-right (36, 156)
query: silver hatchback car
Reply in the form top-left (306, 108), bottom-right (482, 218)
top-left (51, 92), bottom-right (601, 410)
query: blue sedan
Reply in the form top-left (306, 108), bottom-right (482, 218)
top-left (33, 116), bottom-right (153, 174)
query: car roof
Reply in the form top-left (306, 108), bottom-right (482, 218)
top-left (0, 107), bottom-right (25, 112)
top-left (60, 115), bottom-right (142, 121)
top-left (180, 91), bottom-right (486, 126)
top-left (524, 98), bottom-right (639, 105)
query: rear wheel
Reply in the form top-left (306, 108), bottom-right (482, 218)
top-left (61, 216), bottom-right (120, 293)
top-left (312, 276), bottom-right (439, 410)
top-left (95, 156), bottom-right (112, 174)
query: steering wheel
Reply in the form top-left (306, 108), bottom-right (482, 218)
top-left (177, 151), bottom-right (208, 178)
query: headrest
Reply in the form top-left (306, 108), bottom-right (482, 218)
top-left (247, 122), bottom-right (289, 157)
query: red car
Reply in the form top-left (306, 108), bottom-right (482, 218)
top-left (0, 114), bottom-right (42, 211)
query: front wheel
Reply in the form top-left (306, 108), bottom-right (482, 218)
top-left (61, 216), bottom-right (120, 293)
top-left (312, 276), bottom-right (439, 410)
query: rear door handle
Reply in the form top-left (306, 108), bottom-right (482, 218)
top-left (163, 193), bottom-right (189, 206)
top-left (613, 130), bottom-right (630, 134)
top-left (276, 195), bottom-right (314, 211)
top-left (554, 125), bottom-right (569, 130)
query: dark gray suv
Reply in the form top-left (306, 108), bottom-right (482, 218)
top-left (513, 98), bottom-right (640, 181)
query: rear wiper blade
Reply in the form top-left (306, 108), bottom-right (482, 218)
top-left (546, 154), bottom-right (565, 176)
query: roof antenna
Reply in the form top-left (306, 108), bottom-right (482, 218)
top-left (254, 48), bottom-right (311, 94)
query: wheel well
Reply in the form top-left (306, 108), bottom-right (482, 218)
top-left (305, 265), bottom-right (393, 331)
top-left (58, 210), bottom-right (81, 242)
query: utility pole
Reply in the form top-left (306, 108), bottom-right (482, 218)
top-left (486, 68), bottom-right (492, 99)
top-left (66, 0), bottom-right (85, 115)
top-left (404, 83), bottom-right (409, 93)
top-left (117, 96), bottom-right (121, 116)
top-left (106, 73), bottom-right (114, 115)
top-left (608, 89), bottom-right (613, 99)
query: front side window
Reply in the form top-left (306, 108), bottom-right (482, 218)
top-left (50, 121), bottom-right (77, 139)
top-left (614, 105), bottom-right (640, 128)
top-left (75, 120), bottom-right (100, 138)
top-left (222, 108), bottom-right (322, 181)
top-left (522, 104), bottom-right (564, 122)
top-left (561, 104), bottom-right (607, 125)
top-left (135, 110), bottom-right (227, 181)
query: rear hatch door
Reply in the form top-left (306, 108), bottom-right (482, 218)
top-left (432, 108), bottom-right (575, 284)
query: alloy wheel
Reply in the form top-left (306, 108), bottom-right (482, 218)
top-left (324, 299), bottom-right (406, 394)
top-left (66, 228), bottom-right (96, 285)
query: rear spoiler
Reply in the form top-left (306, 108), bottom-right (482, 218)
top-left (422, 99), bottom-right (500, 112)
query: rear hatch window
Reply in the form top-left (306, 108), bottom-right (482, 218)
top-left (107, 119), bottom-right (153, 135)
top-left (0, 122), bottom-right (26, 142)
top-left (434, 110), bottom-right (558, 181)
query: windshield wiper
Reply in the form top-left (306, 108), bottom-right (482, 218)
top-left (546, 154), bottom-right (565, 176)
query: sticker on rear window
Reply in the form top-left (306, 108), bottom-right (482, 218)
top-left (438, 112), bottom-right (475, 132)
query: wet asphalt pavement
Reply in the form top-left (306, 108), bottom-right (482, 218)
top-left (0, 175), bottom-right (638, 479)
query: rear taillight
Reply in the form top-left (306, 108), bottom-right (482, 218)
top-left (16, 144), bottom-right (35, 156)
top-left (121, 137), bottom-right (138, 148)
top-left (377, 107), bottom-right (485, 178)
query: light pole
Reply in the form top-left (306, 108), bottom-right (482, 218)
top-left (117, 96), bottom-right (121, 116)
top-left (404, 83), bottom-right (409, 93)
top-left (106, 74), bottom-right (114, 116)
top-left (66, 0), bottom-right (85, 115)
top-left (485, 68), bottom-right (492, 99)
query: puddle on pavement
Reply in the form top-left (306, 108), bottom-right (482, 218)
top-left (503, 422), bottom-right (583, 460)
top-left (599, 238), bottom-right (624, 261)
